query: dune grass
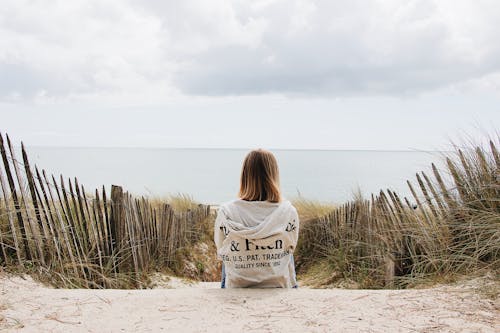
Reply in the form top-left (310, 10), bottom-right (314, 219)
top-left (148, 193), bottom-right (201, 212)
top-left (291, 197), bottom-right (336, 222)
top-left (295, 137), bottom-right (499, 288)
top-left (1, 132), bottom-right (498, 290)
top-left (0, 188), bottom-right (212, 288)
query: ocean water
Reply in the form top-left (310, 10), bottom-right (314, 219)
top-left (25, 147), bottom-right (446, 205)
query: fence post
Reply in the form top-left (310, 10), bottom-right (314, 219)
top-left (110, 185), bottom-right (124, 253)
top-left (384, 254), bottom-right (395, 288)
top-left (0, 132), bottom-right (31, 260)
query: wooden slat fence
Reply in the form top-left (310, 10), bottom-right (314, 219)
top-left (297, 140), bottom-right (499, 286)
top-left (0, 132), bottom-right (211, 288)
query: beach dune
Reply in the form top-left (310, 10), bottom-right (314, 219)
top-left (1, 274), bottom-right (497, 332)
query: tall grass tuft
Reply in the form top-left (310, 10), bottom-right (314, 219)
top-left (296, 136), bottom-right (499, 288)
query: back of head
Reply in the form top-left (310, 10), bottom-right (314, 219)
top-left (239, 149), bottom-right (281, 203)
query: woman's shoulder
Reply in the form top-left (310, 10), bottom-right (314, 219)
top-left (281, 200), bottom-right (298, 215)
top-left (216, 199), bottom-right (242, 217)
top-left (218, 199), bottom-right (239, 211)
top-left (218, 198), bottom-right (297, 214)
top-left (220, 198), bottom-right (293, 208)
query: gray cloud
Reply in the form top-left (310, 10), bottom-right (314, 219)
top-left (169, 0), bottom-right (500, 96)
top-left (174, 44), bottom-right (499, 96)
top-left (1, 0), bottom-right (500, 101)
top-left (0, 62), bottom-right (107, 99)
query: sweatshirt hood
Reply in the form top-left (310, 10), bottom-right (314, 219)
top-left (219, 199), bottom-right (295, 239)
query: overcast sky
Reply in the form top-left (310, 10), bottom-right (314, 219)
top-left (1, 0), bottom-right (499, 150)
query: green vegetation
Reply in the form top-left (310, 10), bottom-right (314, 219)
top-left (291, 197), bottom-right (336, 222)
top-left (1, 132), bottom-right (499, 290)
top-left (0, 193), bottom-right (215, 289)
top-left (148, 193), bottom-right (201, 212)
top-left (295, 138), bottom-right (499, 289)
top-left (0, 130), bottom-right (219, 289)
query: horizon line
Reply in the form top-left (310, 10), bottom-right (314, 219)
top-left (19, 145), bottom-right (453, 153)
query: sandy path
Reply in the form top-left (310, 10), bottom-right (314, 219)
top-left (1, 275), bottom-right (498, 333)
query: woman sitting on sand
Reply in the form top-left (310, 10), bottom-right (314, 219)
top-left (214, 149), bottom-right (299, 288)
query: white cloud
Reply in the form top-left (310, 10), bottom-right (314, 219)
top-left (0, 0), bottom-right (171, 103)
top-left (1, 0), bottom-right (500, 103)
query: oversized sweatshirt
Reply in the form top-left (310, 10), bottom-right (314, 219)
top-left (214, 199), bottom-right (300, 288)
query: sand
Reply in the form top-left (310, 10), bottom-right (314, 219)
top-left (1, 274), bottom-right (498, 333)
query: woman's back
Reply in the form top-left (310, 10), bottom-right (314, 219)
top-left (214, 199), bottom-right (299, 288)
top-left (213, 148), bottom-right (299, 288)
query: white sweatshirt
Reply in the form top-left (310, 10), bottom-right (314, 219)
top-left (214, 199), bottom-right (300, 288)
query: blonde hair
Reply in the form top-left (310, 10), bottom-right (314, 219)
top-left (239, 149), bottom-right (281, 203)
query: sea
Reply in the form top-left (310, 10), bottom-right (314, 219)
top-left (25, 147), bottom-right (447, 205)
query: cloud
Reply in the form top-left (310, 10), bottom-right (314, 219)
top-left (1, 0), bottom-right (500, 102)
top-left (170, 0), bottom-right (500, 96)
top-left (0, 0), bottom-right (168, 102)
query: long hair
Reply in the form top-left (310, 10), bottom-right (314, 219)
top-left (238, 149), bottom-right (281, 203)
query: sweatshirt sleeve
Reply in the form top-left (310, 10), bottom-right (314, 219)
top-left (213, 207), bottom-right (226, 254)
top-left (288, 207), bottom-right (300, 250)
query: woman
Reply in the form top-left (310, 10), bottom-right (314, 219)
top-left (214, 149), bottom-right (299, 288)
